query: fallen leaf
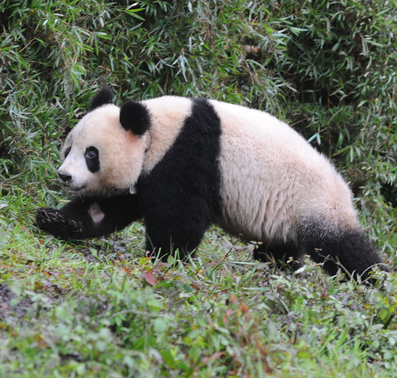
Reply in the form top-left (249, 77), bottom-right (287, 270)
top-left (143, 271), bottom-right (156, 287)
top-left (240, 303), bottom-right (249, 313)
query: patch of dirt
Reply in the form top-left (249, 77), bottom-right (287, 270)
top-left (0, 283), bottom-right (32, 321)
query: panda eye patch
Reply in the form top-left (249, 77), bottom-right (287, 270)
top-left (85, 146), bottom-right (100, 173)
top-left (64, 146), bottom-right (71, 159)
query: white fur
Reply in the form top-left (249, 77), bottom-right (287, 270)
top-left (59, 104), bottom-right (148, 196)
top-left (60, 97), bottom-right (358, 247)
top-left (88, 202), bottom-right (105, 223)
top-left (141, 96), bottom-right (192, 173)
top-left (209, 99), bottom-right (359, 243)
top-left (59, 98), bottom-right (193, 195)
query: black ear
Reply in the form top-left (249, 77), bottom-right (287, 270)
top-left (89, 87), bottom-right (114, 111)
top-left (119, 100), bottom-right (150, 136)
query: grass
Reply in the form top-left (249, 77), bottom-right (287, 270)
top-left (1, 187), bottom-right (397, 377)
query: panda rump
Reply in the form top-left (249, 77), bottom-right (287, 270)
top-left (35, 87), bottom-right (389, 280)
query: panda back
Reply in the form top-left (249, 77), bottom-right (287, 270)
top-left (210, 100), bottom-right (358, 242)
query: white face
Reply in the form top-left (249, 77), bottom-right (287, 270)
top-left (58, 104), bottom-right (147, 196)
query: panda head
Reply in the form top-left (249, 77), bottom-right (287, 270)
top-left (58, 87), bottom-right (150, 196)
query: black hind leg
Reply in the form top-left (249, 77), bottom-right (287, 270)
top-left (299, 220), bottom-right (389, 280)
top-left (253, 241), bottom-right (303, 271)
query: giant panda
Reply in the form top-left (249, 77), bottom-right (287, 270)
top-left (36, 87), bottom-right (389, 280)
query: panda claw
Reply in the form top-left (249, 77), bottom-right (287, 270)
top-left (35, 207), bottom-right (86, 239)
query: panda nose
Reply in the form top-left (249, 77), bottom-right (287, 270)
top-left (59, 173), bottom-right (72, 182)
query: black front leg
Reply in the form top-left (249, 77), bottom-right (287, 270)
top-left (144, 199), bottom-right (213, 261)
top-left (36, 194), bottom-right (143, 240)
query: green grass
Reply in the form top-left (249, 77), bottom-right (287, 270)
top-left (1, 188), bottom-right (397, 377)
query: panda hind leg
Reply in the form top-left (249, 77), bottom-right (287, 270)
top-left (299, 221), bottom-right (390, 280)
top-left (253, 241), bottom-right (303, 271)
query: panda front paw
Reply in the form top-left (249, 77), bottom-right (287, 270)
top-left (35, 207), bottom-right (86, 240)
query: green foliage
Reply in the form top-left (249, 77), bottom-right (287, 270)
top-left (1, 189), bottom-right (397, 376)
top-left (1, 189), bottom-right (397, 377)
top-left (270, 0), bottom-right (397, 252)
top-left (1, 0), bottom-right (397, 376)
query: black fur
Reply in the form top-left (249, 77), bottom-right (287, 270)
top-left (253, 221), bottom-right (388, 280)
top-left (120, 100), bottom-right (151, 136)
top-left (35, 90), bottom-right (390, 281)
top-left (253, 241), bottom-right (303, 271)
top-left (36, 98), bottom-right (222, 261)
top-left (137, 98), bottom-right (222, 259)
top-left (64, 146), bottom-right (71, 159)
top-left (89, 87), bottom-right (114, 111)
top-left (36, 194), bottom-right (142, 239)
top-left (85, 147), bottom-right (100, 173)
top-left (298, 220), bottom-right (389, 280)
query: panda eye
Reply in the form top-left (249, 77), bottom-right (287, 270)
top-left (85, 147), bottom-right (98, 159)
top-left (85, 146), bottom-right (100, 173)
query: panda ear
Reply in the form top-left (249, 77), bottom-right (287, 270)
top-left (119, 100), bottom-right (150, 136)
top-left (89, 87), bottom-right (114, 111)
